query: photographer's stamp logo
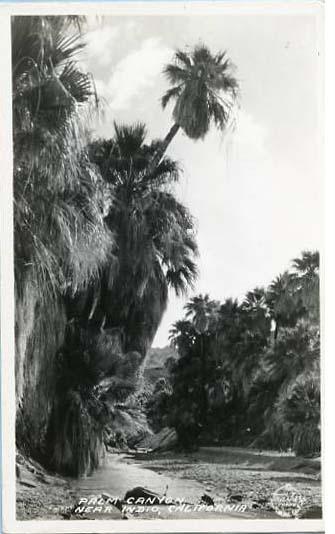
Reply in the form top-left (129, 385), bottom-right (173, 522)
top-left (270, 484), bottom-right (306, 518)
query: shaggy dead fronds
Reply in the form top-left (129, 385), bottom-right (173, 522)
top-left (13, 16), bottom-right (114, 302)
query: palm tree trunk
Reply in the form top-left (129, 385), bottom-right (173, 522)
top-left (200, 334), bottom-right (208, 427)
top-left (146, 123), bottom-right (180, 177)
top-left (274, 320), bottom-right (279, 342)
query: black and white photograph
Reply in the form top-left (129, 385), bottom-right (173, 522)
top-left (0, 1), bottom-right (327, 532)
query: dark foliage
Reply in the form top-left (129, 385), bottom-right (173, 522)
top-left (164, 252), bottom-right (320, 455)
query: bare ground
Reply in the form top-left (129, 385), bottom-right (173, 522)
top-left (126, 446), bottom-right (322, 518)
top-left (16, 446), bottom-right (322, 520)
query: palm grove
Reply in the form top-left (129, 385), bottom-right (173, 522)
top-left (147, 251), bottom-right (320, 455)
top-left (13, 16), bottom-right (320, 478)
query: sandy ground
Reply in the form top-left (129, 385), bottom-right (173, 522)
top-left (125, 447), bottom-right (322, 519)
top-left (16, 447), bottom-right (322, 520)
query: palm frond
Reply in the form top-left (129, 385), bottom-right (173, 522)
top-left (161, 85), bottom-right (182, 109)
top-left (175, 49), bottom-right (192, 68)
top-left (59, 62), bottom-right (92, 103)
top-left (13, 16), bottom-right (112, 302)
top-left (191, 44), bottom-right (212, 64)
top-left (163, 64), bottom-right (189, 85)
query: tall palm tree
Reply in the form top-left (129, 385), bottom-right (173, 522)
top-left (292, 251), bottom-right (320, 322)
top-left (185, 294), bottom-right (220, 334)
top-left (13, 16), bottom-right (113, 468)
top-left (184, 294), bottom-right (220, 425)
top-left (216, 296), bottom-right (266, 397)
top-left (266, 271), bottom-right (300, 340)
top-left (263, 322), bottom-right (320, 420)
top-left (169, 319), bottom-right (197, 358)
top-left (88, 123), bottom-right (198, 355)
top-left (146, 45), bottom-right (239, 175)
top-left (242, 287), bottom-right (268, 313)
top-left (242, 286), bottom-right (271, 344)
top-left (13, 16), bottom-right (111, 300)
top-left (292, 250), bottom-right (319, 277)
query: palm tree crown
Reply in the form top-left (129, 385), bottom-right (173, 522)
top-left (185, 294), bottom-right (220, 334)
top-left (89, 123), bottom-right (198, 354)
top-left (292, 250), bottom-right (319, 277)
top-left (146, 44), bottom-right (239, 176)
top-left (162, 45), bottom-right (239, 140)
top-left (292, 250), bottom-right (320, 322)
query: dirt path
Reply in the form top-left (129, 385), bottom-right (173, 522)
top-left (71, 452), bottom-right (253, 519)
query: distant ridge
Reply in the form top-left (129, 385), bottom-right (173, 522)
top-left (145, 345), bottom-right (178, 369)
top-left (143, 345), bottom-right (178, 385)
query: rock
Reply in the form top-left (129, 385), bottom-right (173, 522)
top-left (299, 505), bottom-right (322, 518)
top-left (20, 479), bottom-right (37, 488)
top-left (124, 487), bottom-right (162, 505)
top-left (227, 493), bottom-right (243, 503)
top-left (16, 464), bottom-right (21, 480)
top-left (16, 452), bottom-right (25, 465)
top-left (251, 497), bottom-right (270, 510)
top-left (200, 494), bottom-right (215, 506)
top-left (256, 497), bottom-right (268, 506)
top-left (136, 427), bottom-right (177, 452)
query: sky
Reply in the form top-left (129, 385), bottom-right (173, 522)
top-left (81, 12), bottom-right (322, 347)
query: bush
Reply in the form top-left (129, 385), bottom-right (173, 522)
top-left (278, 372), bottom-right (320, 456)
top-left (293, 423), bottom-right (320, 456)
top-left (256, 371), bottom-right (321, 456)
top-left (48, 389), bottom-right (109, 476)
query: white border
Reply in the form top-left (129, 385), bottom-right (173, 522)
top-left (0, 2), bottom-right (327, 533)
top-left (323, 0), bottom-right (335, 533)
top-left (0, 9), bottom-right (15, 534)
top-left (0, 0), bottom-right (326, 16)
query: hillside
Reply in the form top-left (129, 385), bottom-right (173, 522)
top-left (145, 345), bottom-right (178, 368)
top-left (143, 346), bottom-right (178, 385)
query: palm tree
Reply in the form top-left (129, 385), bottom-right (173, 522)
top-left (13, 16), bottom-right (113, 471)
top-left (169, 319), bottom-right (197, 358)
top-left (216, 297), bottom-right (242, 352)
top-left (13, 16), bottom-right (111, 300)
top-left (266, 271), bottom-right (300, 340)
top-left (292, 250), bottom-right (319, 277)
top-left (184, 294), bottom-right (220, 425)
top-left (185, 294), bottom-right (220, 334)
top-left (242, 287), bottom-right (268, 313)
top-left (88, 123), bottom-right (198, 355)
top-left (265, 322), bottom-right (319, 385)
top-left (215, 296), bottom-right (267, 398)
top-left (242, 287), bottom-right (271, 342)
top-left (292, 251), bottom-right (320, 322)
top-left (276, 371), bottom-right (320, 456)
top-left (146, 45), bottom-right (239, 175)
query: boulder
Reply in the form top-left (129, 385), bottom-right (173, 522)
top-left (124, 487), bottom-right (162, 505)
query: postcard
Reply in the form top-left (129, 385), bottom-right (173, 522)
top-left (0, 1), bottom-right (327, 533)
